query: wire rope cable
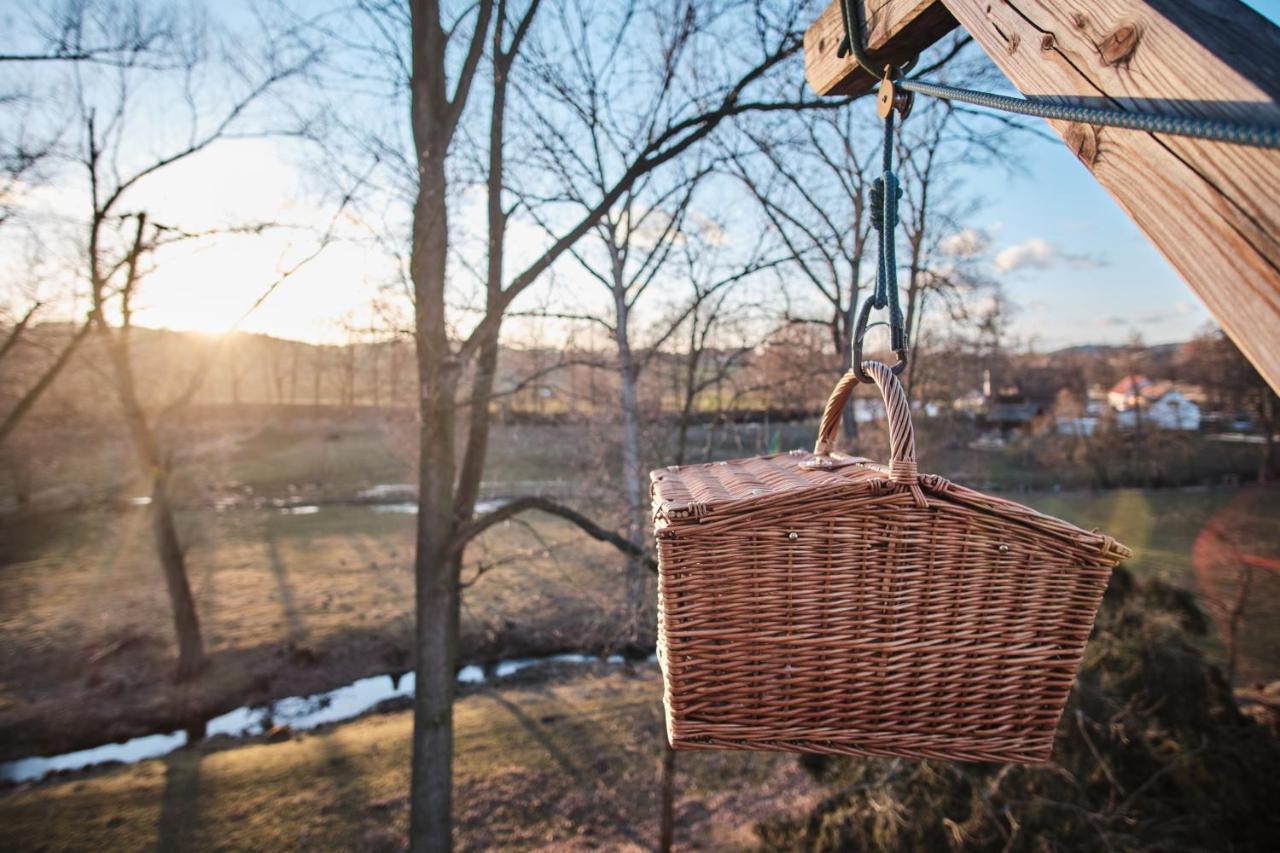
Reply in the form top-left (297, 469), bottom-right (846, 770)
top-left (835, 0), bottom-right (1280, 149)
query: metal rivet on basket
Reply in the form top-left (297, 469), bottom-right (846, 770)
top-left (997, 543), bottom-right (1010, 554)
top-left (787, 531), bottom-right (799, 541)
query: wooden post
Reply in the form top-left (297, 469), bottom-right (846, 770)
top-left (805, 0), bottom-right (1280, 393)
top-left (804, 0), bottom-right (958, 96)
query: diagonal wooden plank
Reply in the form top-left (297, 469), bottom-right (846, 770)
top-left (805, 0), bottom-right (1280, 392)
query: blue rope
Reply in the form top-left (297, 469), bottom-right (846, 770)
top-left (868, 112), bottom-right (906, 353)
top-left (899, 78), bottom-right (1280, 149)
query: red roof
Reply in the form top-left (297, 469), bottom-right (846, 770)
top-left (1109, 375), bottom-right (1150, 395)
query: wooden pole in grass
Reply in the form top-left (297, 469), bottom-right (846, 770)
top-left (805, 0), bottom-right (1280, 393)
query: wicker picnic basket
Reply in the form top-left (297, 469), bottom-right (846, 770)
top-left (651, 361), bottom-right (1131, 763)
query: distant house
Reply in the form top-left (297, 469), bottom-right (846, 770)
top-left (972, 368), bottom-right (1055, 436)
top-left (987, 402), bottom-right (1046, 431)
top-left (1055, 416), bottom-right (1099, 437)
top-left (1108, 376), bottom-right (1201, 430)
top-left (1085, 387), bottom-right (1110, 417)
top-left (1108, 375), bottom-right (1152, 411)
top-left (1052, 386), bottom-right (1099, 437)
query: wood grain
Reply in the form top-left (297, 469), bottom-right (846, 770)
top-left (942, 0), bottom-right (1280, 391)
top-left (804, 0), bottom-right (1280, 391)
top-left (804, 0), bottom-right (958, 96)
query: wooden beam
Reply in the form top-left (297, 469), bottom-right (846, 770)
top-left (805, 1), bottom-right (958, 96)
top-left (805, 1), bottom-right (1280, 393)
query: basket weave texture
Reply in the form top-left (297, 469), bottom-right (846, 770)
top-left (651, 362), bottom-right (1131, 763)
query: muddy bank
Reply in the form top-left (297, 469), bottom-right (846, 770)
top-left (0, 619), bottom-right (655, 765)
top-left (0, 495), bottom-right (646, 765)
top-left (2, 653), bottom-right (655, 786)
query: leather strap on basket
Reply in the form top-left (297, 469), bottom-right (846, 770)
top-left (813, 360), bottom-right (926, 506)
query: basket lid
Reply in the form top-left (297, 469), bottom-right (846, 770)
top-left (651, 365), bottom-right (1129, 562)
top-left (650, 450), bottom-right (881, 521)
top-left (649, 450), bottom-right (1131, 563)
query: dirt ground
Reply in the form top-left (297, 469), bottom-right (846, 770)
top-left (0, 667), bottom-right (822, 851)
top-left (0, 504), bottom-right (637, 763)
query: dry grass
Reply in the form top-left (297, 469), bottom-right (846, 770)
top-left (1, 483), bottom-right (1273, 773)
top-left (0, 668), bottom-right (819, 852)
top-left (0, 504), bottom-right (636, 761)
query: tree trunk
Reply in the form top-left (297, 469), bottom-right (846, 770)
top-left (619, 359), bottom-right (648, 636)
top-left (407, 61), bottom-right (459, 847)
top-left (100, 322), bottom-right (206, 682)
top-left (150, 469), bottom-right (205, 680)
top-left (659, 743), bottom-right (677, 852)
top-left (409, 496), bottom-right (459, 853)
top-left (454, 31), bottom-right (510, 525)
top-left (613, 280), bottom-right (648, 639)
top-left (838, 296), bottom-right (859, 445)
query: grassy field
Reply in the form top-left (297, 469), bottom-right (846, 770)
top-left (0, 503), bottom-right (633, 762)
top-left (2, 480), bottom-right (1276, 766)
top-left (0, 484), bottom-right (1275, 851)
top-left (0, 668), bottom-right (818, 851)
top-left (1026, 486), bottom-right (1280, 685)
top-left (1025, 488), bottom-right (1233, 587)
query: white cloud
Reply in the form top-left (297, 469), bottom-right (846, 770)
top-left (938, 227), bottom-right (989, 258)
top-left (994, 238), bottom-right (1056, 272)
top-left (993, 238), bottom-right (1105, 273)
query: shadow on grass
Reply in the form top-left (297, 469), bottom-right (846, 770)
top-left (483, 690), bottom-right (648, 848)
top-left (156, 749), bottom-right (202, 852)
top-left (264, 528), bottom-right (308, 643)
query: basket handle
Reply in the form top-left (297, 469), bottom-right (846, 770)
top-left (813, 360), bottom-right (919, 487)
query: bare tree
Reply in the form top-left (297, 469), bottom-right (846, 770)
top-left (725, 98), bottom-right (880, 441)
top-left (0, 37), bottom-right (92, 445)
top-left (1179, 325), bottom-right (1279, 482)
top-left (19, 0), bottom-right (325, 679)
top-left (280, 0), bottom-right (887, 845)
top-left (893, 99), bottom-right (1009, 403)
top-left (393, 1), bottom-right (845, 847)
top-left (726, 37), bottom-right (1011, 426)
top-left (670, 223), bottom-right (775, 465)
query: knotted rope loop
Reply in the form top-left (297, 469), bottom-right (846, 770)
top-left (869, 175), bottom-right (901, 235)
top-left (854, 104), bottom-right (907, 383)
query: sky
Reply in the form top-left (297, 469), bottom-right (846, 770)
top-left (2, 0), bottom-right (1277, 349)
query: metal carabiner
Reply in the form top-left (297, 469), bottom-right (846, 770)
top-left (852, 295), bottom-right (908, 383)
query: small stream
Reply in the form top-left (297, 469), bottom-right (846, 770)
top-left (0, 652), bottom-right (652, 785)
